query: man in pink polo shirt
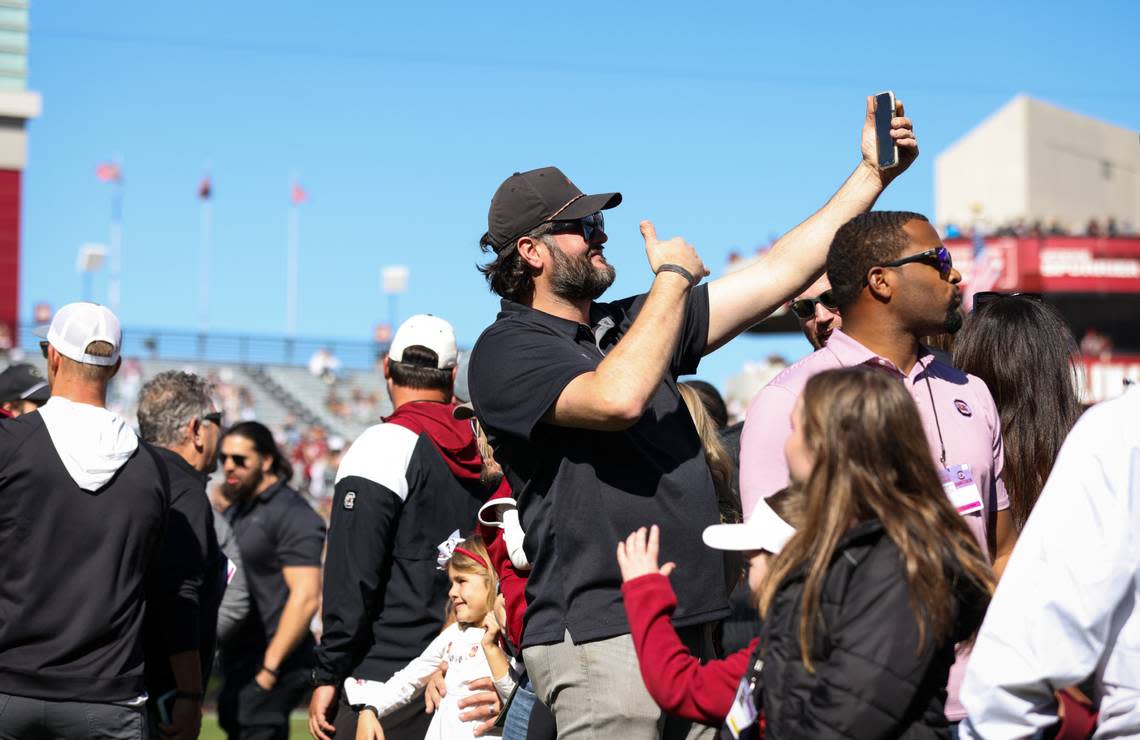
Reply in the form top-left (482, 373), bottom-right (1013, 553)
top-left (739, 210), bottom-right (1016, 730)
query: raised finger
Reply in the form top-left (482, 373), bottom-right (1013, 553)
top-left (647, 524), bottom-right (661, 559)
top-left (639, 220), bottom-right (657, 244)
top-left (895, 99), bottom-right (905, 117)
top-left (891, 116), bottom-right (912, 129)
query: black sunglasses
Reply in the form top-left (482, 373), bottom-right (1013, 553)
top-left (972, 291), bottom-right (1044, 312)
top-left (40, 341), bottom-right (49, 359)
top-left (882, 246), bottom-right (954, 281)
top-left (789, 290), bottom-right (839, 320)
top-left (550, 211), bottom-right (605, 243)
top-left (202, 411), bottom-right (224, 427)
top-left (219, 453), bottom-right (249, 468)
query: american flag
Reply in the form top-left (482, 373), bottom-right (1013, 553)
top-left (198, 176), bottom-right (212, 200)
top-left (291, 183), bottom-right (307, 205)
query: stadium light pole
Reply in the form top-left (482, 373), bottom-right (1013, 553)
top-left (381, 265), bottom-right (409, 331)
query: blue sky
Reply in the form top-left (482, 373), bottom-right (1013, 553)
top-left (21, 1), bottom-right (1140, 389)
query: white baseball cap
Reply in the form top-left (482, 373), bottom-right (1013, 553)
top-left (702, 497), bottom-right (796, 554)
top-left (34, 302), bottom-right (122, 367)
top-left (389, 314), bottom-right (458, 369)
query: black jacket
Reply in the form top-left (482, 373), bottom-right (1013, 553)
top-left (143, 447), bottom-right (228, 699)
top-left (0, 411), bottom-right (172, 702)
top-left (313, 402), bottom-right (486, 686)
top-left (758, 520), bottom-right (986, 740)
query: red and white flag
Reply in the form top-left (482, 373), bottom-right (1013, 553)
top-left (198, 176), bottom-right (212, 200)
top-left (291, 183), bottom-right (307, 205)
top-left (95, 162), bottom-right (122, 183)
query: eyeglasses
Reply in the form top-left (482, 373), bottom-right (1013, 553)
top-left (789, 290), bottom-right (839, 320)
top-left (882, 246), bottom-right (954, 281)
top-left (39, 341), bottom-right (49, 359)
top-left (219, 453), bottom-right (249, 468)
top-left (972, 291), bottom-right (1044, 312)
top-left (202, 411), bottom-right (224, 427)
top-left (550, 212), bottom-right (605, 243)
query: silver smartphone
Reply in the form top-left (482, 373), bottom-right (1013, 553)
top-left (874, 90), bottom-right (898, 169)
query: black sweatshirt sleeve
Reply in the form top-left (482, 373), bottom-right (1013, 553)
top-left (313, 474), bottom-right (401, 685)
top-left (146, 458), bottom-right (204, 656)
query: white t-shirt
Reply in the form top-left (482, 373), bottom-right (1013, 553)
top-left (344, 622), bottom-right (516, 739)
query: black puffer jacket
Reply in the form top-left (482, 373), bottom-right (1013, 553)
top-left (758, 519), bottom-right (986, 740)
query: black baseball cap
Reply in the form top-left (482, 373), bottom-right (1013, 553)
top-left (486, 166), bottom-right (622, 251)
top-left (0, 363), bottom-right (50, 405)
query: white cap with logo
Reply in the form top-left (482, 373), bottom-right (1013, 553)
top-left (35, 302), bottom-right (122, 367)
top-left (389, 314), bottom-right (458, 369)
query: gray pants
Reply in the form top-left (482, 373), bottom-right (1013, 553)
top-left (524, 630), bottom-right (717, 740)
top-left (0, 692), bottom-right (146, 740)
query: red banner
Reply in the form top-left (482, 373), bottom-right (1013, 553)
top-left (1078, 355), bottom-right (1140, 403)
top-left (946, 236), bottom-right (1140, 294)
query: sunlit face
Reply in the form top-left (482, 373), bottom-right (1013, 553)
top-left (448, 565), bottom-right (492, 625)
top-left (890, 220), bottom-right (964, 335)
top-left (219, 435), bottom-right (268, 499)
top-left (544, 222), bottom-right (615, 302)
top-left (785, 398), bottom-right (814, 484)
top-left (793, 274), bottom-right (841, 350)
top-left (745, 550), bottom-right (773, 592)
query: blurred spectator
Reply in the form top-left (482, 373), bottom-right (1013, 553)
top-left (962, 387), bottom-right (1140, 737)
top-left (954, 295), bottom-right (1083, 533)
top-left (309, 347), bottom-right (341, 383)
top-left (0, 363), bottom-right (50, 416)
top-left (1080, 327), bottom-right (1113, 359)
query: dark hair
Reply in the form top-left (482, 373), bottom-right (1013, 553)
top-left (826, 211), bottom-right (929, 308)
top-left (757, 366), bottom-right (994, 671)
top-left (681, 379), bottom-right (728, 429)
top-left (952, 297), bottom-right (1082, 530)
top-left (388, 345), bottom-right (453, 392)
top-left (223, 421), bottom-right (294, 481)
top-left (477, 222), bottom-right (555, 303)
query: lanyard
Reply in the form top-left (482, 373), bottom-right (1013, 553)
top-left (921, 366), bottom-right (948, 468)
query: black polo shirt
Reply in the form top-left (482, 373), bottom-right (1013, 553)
top-left (468, 284), bottom-right (729, 648)
top-left (225, 479), bottom-right (325, 669)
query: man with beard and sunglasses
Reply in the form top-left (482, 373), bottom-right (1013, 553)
top-left (739, 210), bottom-right (1015, 735)
top-left (217, 421), bottom-right (325, 740)
top-left (467, 97), bottom-right (918, 739)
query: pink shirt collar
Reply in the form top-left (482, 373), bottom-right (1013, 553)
top-left (823, 328), bottom-right (935, 381)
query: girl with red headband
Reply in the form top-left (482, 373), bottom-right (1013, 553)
top-left (346, 536), bottom-right (516, 740)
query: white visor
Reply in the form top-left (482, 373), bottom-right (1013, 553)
top-left (702, 497), bottom-right (796, 554)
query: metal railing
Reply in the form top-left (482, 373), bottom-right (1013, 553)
top-left (17, 324), bottom-right (387, 370)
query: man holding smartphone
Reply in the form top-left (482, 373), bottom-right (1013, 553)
top-left (467, 96), bottom-right (917, 739)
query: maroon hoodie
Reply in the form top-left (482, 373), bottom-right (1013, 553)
top-left (383, 400), bottom-right (482, 483)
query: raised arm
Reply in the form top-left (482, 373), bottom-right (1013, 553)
top-left (704, 96), bottom-right (918, 353)
top-left (545, 220), bottom-right (709, 431)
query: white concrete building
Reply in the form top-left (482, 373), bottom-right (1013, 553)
top-left (934, 95), bottom-right (1139, 232)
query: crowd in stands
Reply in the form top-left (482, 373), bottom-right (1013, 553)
top-left (943, 215), bottom-right (1137, 239)
top-left (4, 96), bottom-right (1140, 740)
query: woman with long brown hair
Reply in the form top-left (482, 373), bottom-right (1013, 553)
top-left (754, 367), bottom-right (994, 739)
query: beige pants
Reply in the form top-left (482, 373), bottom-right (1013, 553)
top-left (524, 630), bottom-right (718, 740)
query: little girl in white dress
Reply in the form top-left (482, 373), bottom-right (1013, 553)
top-left (345, 536), bottom-right (515, 739)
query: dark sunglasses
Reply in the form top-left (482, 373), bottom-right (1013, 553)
top-left (549, 211), bottom-right (605, 243)
top-left (789, 290), bottom-right (839, 320)
top-left (219, 453), bottom-right (249, 468)
top-left (202, 411), bottom-right (224, 427)
top-left (39, 341), bottom-right (49, 359)
top-left (972, 291), bottom-right (1044, 312)
top-left (882, 246), bottom-right (953, 280)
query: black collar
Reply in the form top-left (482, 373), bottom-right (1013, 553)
top-left (153, 445), bottom-right (208, 485)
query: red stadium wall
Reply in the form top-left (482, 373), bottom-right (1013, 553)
top-left (0, 169), bottom-right (19, 341)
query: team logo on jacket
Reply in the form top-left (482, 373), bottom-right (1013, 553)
top-left (953, 399), bottom-right (973, 417)
top-left (344, 491), bottom-right (356, 510)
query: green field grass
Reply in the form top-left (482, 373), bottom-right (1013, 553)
top-left (198, 713), bottom-right (310, 740)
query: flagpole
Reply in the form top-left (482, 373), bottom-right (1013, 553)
top-left (108, 156), bottom-right (123, 312)
top-left (198, 187), bottom-right (212, 332)
top-left (287, 177), bottom-right (299, 337)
